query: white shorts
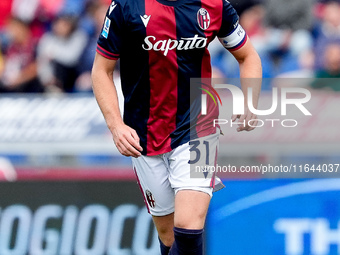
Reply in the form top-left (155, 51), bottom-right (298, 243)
top-left (132, 130), bottom-right (224, 216)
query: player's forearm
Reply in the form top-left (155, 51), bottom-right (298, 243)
top-left (92, 67), bottom-right (123, 132)
top-left (239, 49), bottom-right (262, 109)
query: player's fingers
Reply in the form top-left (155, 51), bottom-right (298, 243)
top-left (122, 136), bottom-right (142, 157)
top-left (115, 142), bottom-right (130, 157)
top-left (243, 113), bottom-right (253, 131)
top-left (130, 128), bottom-right (140, 142)
top-left (125, 135), bottom-right (143, 155)
top-left (245, 112), bottom-right (253, 125)
top-left (236, 114), bottom-right (246, 132)
top-left (246, 116), bottom-right (258, 131)
top-left (231, 114), bottom-right (238, 122)
top-left (238, 114), bottom-right (246, 125)
top-left (118, 136), bottom-right (142, 157)
top-left (245, 125), bottom-right (255, 132)
top-left (246, 119), bottom-right (257, 131)
top-left (237, 125), bottom-right (247, 132)
top-left (129, 128), bottom-right (143, 151)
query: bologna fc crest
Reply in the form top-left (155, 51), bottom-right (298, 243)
top-left (145, 190), bottom-right (156, 208)
top-left (197, 8), bottom-right (210, 30)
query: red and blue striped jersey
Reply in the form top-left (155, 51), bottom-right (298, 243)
top-left (97, 0), bottom-right (247, 156)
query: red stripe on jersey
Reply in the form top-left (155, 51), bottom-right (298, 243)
top-left (96, 49), bottom-right (119, 60)
top-left (201, 0), bottom-right (223, 43)
top-left (97, 45), bottom-right (120, 57)
top-left (96, 45), bottom-right (120, 59)
top-left (145, 0), bottom-right (178, 155)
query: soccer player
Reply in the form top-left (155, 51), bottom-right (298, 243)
top-left (91, 0), bottom-right (262, 253)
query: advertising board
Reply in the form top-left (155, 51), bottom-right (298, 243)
top-left (0, 181), bottom-right (158, 255)
top-left (207, 179), bottom-right (340, 255)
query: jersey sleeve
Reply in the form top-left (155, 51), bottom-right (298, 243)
top-left (217, 0), bottom-right (247, 51)
top-left (96, 0), bottom-right (125, 60)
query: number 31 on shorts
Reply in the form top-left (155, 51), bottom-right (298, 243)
top-left (188, 130), bottom-right (220, 179)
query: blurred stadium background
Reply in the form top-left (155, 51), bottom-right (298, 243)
top-left (0, 0), bottom-right (340, 254)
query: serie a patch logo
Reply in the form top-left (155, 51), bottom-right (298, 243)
top-left (101, 17), bottom-right (111, 39)
top-left (197, 8), bottom-right (210, 30)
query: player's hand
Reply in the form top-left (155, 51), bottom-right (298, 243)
top-left (231, 107), bottom-right (258, 132)
top-left (111, 123), bottom-right (143, 158)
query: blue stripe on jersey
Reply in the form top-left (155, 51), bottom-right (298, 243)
top-left (170, 0), bottom-right (206, 149)
top-left (120, 0), bottom-right (150, 155)
top-left (217, 0), bottom-right (239, 38)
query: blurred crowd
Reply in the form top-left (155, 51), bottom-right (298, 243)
top-left (211, 0), bottom-right (340, 91)
top-left (0, 0), bottom-right (109, 93)
top-left (0, 0), bottom-right (340, 93)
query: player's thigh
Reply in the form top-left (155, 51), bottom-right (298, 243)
top-left (132, 155), bottom-right (175, 216)
top-left (168, 131), bottom-right (220, 229)
top-left (174, 190), bottom-right (211, 230)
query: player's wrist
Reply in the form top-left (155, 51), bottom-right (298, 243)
top-left (108, 119), bottom-right (125, 133)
